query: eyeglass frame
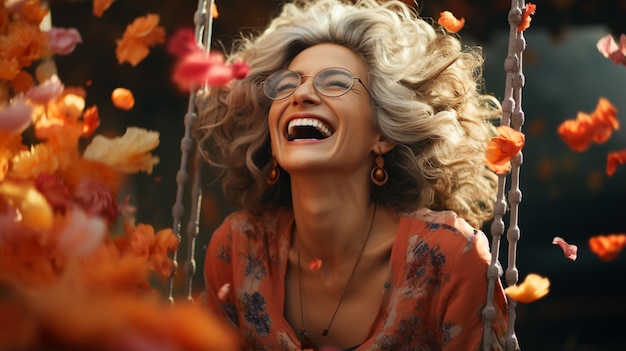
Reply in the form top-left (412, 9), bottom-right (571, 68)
top-left (261, 67), bottom-right (371, 101)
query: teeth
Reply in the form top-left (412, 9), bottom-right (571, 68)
top-left (287, 118), bottom-right (333, 139)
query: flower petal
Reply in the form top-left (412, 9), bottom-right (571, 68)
top-left (111, 88), bottom-right (135, 110)
top-left (0, 98), bottom-right (33, 135)
top-left (589, 234), bottom-right (626, 261)
top-left (551, 236), bottom-right (578, 261)
top-left (504, 273), bottom-right (550, 303)
top-left (437, 11), bottom-right (465, 33)
top-left (607, 149), bottom-right (626, 176)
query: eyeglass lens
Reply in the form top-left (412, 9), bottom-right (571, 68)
top-left (263, 68), bottom-right (357, 100)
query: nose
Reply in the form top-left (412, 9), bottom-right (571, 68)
top-left (291, 76), bottom-right (320, 105)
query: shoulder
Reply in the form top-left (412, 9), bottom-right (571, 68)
top-left (399, 208), bottom-right (491, 263)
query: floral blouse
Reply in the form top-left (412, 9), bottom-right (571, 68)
top-left (204, 207), bottom-right (509, 350)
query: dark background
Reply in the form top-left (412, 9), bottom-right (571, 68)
top-left (48, 1), bottom-right (626, 350)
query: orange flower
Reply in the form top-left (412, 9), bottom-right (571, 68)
top-left (0, 131), bottom-right (26, 182)
top-left (93, 0), bottom-right (116, 18)
top-left (115, 14), bottom-right (166, 66)
top-left (485, 125), bottom-right (525, 174)
top-left (81, 105), bottom-right (99, 137)
top-left (111, 87), bottom-right (135, 110)
top-left (504, 273), bottom-right (550, 303)
top-left (517, 3), bottom-right (536, 33)
top-left (82, 127), bottom-right (160, 174)
top-left (150, 228), bottom-right (178, 278)
top-left (9, 70), bottom-right (35, 94)
top-left (0, 58), bottom-right (20, 80)
top-left (0, 181), bottom-right (53, 232)
top-left (10, 142), bottom-right (60, 179)
top-left (607, 149), bottom-right (626, 176)
top-left (437, 11), bottom-right (465, 33)
top-left (557, 97), bottom-right (619, 152)
top-left (589, 234), bottom-right (626, 261)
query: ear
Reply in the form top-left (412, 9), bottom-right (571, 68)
top-left (373, 135), bottom-right (396, 154)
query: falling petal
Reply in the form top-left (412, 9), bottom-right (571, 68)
top-left (93, 0), bottom-right (116, 17)
top-left (485, 125), bottom-right (525, 174)
top-left (111, 88), bottom-right (135, 110)
top-left (116, 14), bottom-right (166, 66)
top-left (589, 234), bottom-right (626, 261)
top-left (437, 11), bottom-right (465, 33)
top-left (596, 33), bottom-right (626, 65)
top-left (309, 258), bottom-right (322, 271)
top-left (48, 27), bottom-right (83, 56)
top-left (551, 237), bottom-right (578, 261)
top-left (517, 3), bottom-right (536, 33)
top-left (607, 149), bottom-right (626, 176)
top-left (206, 64), bottom-right (235, 87)
top-left (504, 273), bottom-right (550, 303)
top-left (167, 28), bottom-right (199, 58)
top-left (557, 97), bottom-right (619, 152)
top-left (231, 60), bottom-right (250, 80)
top-left (217, 283), bottom-right (231, 302)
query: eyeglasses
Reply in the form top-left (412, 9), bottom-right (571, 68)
top-left (262, 67), bottom-right (370, 100)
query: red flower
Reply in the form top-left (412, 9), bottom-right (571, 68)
top-left (35, 174), bottom-right (73, 214)
top-left (73, 177), bottom-right (118, 223)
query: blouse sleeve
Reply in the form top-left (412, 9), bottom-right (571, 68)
top-left (204, 215), bottom-right (238, 325)
top-left (433, 229), bottom-right (508, 351)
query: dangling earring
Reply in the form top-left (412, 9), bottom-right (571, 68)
top-left (370, 150), bottom-right (388, 186)
top-left (267, 157), bottom-right (280, 185)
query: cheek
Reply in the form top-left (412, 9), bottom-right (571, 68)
top-left (267, 104), bottom-right (283, 141)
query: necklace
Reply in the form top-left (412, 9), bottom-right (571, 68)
top-left (296, 202), bottom-right (377, 350)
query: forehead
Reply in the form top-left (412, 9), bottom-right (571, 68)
top-left (287, 43), bottom-right (368, 79)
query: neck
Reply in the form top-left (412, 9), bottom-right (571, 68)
top-left (289, 175), bottom-right (374, 269)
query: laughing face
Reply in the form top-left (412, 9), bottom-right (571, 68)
top-left (268, 43), bottom-right (385, 179)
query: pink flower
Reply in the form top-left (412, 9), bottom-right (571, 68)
top-left (596, 33), bottom-right (626, 65)
top-left (26, 74), bottom-right (65, 105)
top-left (232, 60), bottom-right (250, 80)
top-left (0, 98), bottom-right (33, 135)
top-left (171, 51), bottom-right (249, 90)
top-left (57, 207), bottom-right (107, 258)
top-left (166, 28), bottom-right (199, 58)
top-left (73, 177), bottom-right (118, 223)
top-left (35, 174), bottom-right (73, 214)
top-left (551, 236), bottom-right (578, 261)
top-left (48, 27), bottom-right (83, 56)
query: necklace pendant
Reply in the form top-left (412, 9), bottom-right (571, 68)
top-left (299, 329), bottom-right (318, 350)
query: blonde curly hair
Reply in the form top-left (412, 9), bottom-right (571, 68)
top-left (196, 0), bottom-right (500, 228)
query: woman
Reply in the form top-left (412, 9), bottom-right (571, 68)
top-left (197, 0), bottom-right (510, 350)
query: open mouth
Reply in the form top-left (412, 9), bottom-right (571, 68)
top-left (286, 118), bottom-right (334, 141)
